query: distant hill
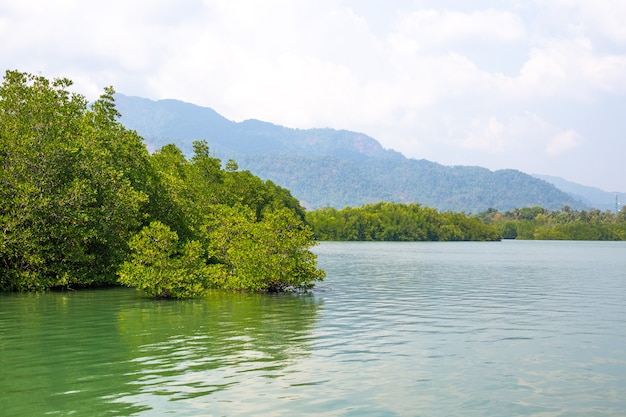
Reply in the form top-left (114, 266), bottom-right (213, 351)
top-left (233, 155), bottom-right (585, 212)
top-left (533, 174), bottom-right (624, 212)
top-left (114, 95), bottom-right (400, 160)
top-left (115, 94), bottom-right (585, 213)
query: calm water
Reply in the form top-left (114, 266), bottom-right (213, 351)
top-left (1, 240), bottom-right (625, 416)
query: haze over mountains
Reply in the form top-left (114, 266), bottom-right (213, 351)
top-left (532, 175), bottom-right (625, 213)
top-left (115, 94), bottom-right (618, 213)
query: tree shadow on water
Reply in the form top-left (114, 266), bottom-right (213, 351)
top-left (0, 288), bottom-right (321, 416)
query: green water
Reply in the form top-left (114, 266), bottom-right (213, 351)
top-left (1, 240), bottom-right (626, 416)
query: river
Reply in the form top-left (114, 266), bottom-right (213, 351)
top-left (1, 240), bottom-right (625, 416)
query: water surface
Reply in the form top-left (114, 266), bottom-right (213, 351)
top-left (1, 240), bottom-right (625, 416)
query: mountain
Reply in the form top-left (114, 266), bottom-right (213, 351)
top-left (533, 174), bottom-right (624, 212)
top-left (114, 94), bottom-right (401, 160)
top-left (233, 155), bottom-right (586, 213)
top-left (115, 94), bottom-right (585, 213)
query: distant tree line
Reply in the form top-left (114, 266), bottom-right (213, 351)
top-left (0, 71), bottom-right (324, 297)
top-left (306, 202), bottom-right (502, 241)
top-left (305, 202), bottom-right (626, 242)
top-left (473, 206), bottom-right (626, 240)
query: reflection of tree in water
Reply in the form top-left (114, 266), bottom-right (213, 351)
top-left (0, 289), bottom-right (151, 416)
top-left (0, 288), bottom-right (320, 416)
top-left (113, 291), bottom-right (321, 408)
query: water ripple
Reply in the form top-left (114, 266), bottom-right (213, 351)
top-left (1, 241), bottom-right (625, 416)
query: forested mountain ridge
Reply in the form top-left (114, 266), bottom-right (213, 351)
top-left (533, 174), bottom-right (624, 212)
top-left (233, 155), bottom-right (583, 213)
top-left (116, 94), bottom-right (585, 213)
top-left (115, 94), bottom-right (400, 160)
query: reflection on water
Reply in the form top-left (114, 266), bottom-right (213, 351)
top-left (1, 240), bottom-right (626, 416)
top-left (0, 289), bottom-right (320, 416)
top-left (113, 292), bottom-right (320, 415)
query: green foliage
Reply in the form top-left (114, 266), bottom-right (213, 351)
top-left (477, 206), bottom-right (626, 241)
top-left (118, 221), bottom-right (224, 298)
top-left (0, 71), bottom-right (148, 291)
top-left (120, 142), bottom-right (323, 297)
top-left (203, 205), bottom-right (324, 292)
top-left (0, 70), bottom-right (324, 296)
top-left (306, 202), bottom-right (501, 241)
top-left (500, 222), bottom-right (518, 239)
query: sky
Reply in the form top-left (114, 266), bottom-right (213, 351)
top-left (2, 0), bottom-right (625, 192)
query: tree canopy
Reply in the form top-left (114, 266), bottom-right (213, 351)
top-left (0, 70), bottom-right (324, 296)
top-left (474, 206), bottom-right (626, 240)
top-left (0, 71), bottom-right (149, 290)
top-left (306, 202), bottom-right (502, 241)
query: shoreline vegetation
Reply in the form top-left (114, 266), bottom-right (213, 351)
top-left (475, 205), bottom-right (626, 241)
top-left (306, 203), bottom-right (626, 242)
top-left (307, 203), bottom-right (502, 242)
top-left (2, 71), bottom-right (625, 296)
top-left (0, 71), bottom-right (324, 297)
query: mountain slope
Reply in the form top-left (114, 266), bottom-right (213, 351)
top-left (533, 174), bottom-right (624, 212)
top-left (115, 94), bottom-right (584, 212)
top-left (236, 154), bottom-right (583, 212)
top-left (115, 94), bottom-right (400, 160)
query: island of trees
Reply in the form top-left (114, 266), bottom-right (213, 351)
top-left (0, 70), bottom-right (324, 297)
top-left (305, 203), bottom-right (626, 242)
top-left (306, 202), bottom-right (502, 241)
top-left (475, 206), bottom-right (626, 240)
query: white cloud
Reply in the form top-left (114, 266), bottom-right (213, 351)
top-left (0, 0), bottom-right (625, 191)
top-left (546, 129), bottom-right (582, 155)
top-left (442, 111), bottom-right (578, 157)
top-left (512, 36), bottom-right (626, 100)
top-left (461, 117), bottom-right (508, 153)
top-left (538, 0), bottom-right (626, 43)
top-left (395, 8), bottom-right (527, 49)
